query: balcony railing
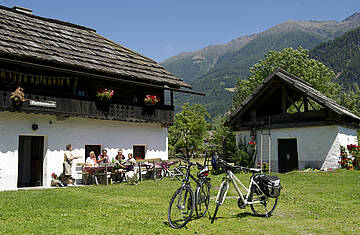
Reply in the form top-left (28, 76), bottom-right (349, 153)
top-left (0, 90), bottom-right (174, 124)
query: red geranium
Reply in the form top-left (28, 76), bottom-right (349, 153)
top-left (144, 95), bottom-right (160, 104)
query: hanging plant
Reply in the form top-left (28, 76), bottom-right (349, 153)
top-left (10, 86), bottom-right (27, 106)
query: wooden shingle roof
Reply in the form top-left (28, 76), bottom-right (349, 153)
top-left (225, 68), bottom-right (360, 127)
top-left (0, 6), bottom-right (191, 88)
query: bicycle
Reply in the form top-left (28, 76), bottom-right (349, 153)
top-left (153, 161), bottom-right (186, 181)
top-left (168, 156), bottom-right (211, 229)
top-left (211, 158), bottom-right (281, 224)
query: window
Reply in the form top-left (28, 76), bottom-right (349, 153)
top-left (133, 145), bottom-right (146, 160)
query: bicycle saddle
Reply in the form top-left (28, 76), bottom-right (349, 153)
top-left (198, 166), bottom-right (209, 177)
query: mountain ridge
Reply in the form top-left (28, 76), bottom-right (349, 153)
top-left (161, 13), bottom-right (360, 117)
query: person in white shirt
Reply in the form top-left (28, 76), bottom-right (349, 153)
top-left (63, 144), bottom-right (80, 185)
top-left (86, 151), bottom-right (98, 166)
top-left (125, 153), bottom-right (136, 171)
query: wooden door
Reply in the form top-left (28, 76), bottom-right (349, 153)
top-left (18, 136), bottom-right (44, 187)
top-left (278, 139), bottom-right (298, 173)
top-left (85, 145), bottom-right (102, 161)
top-left (31, 136), bottom-right (44, 186)
top-left (18, 136), bottom-right (32, 187)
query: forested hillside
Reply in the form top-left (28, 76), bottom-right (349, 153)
top-left (310, 25), bottom-right (360, 88)
top-left (162, 13), bottom-right (360, 117)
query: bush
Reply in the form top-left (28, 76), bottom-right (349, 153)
top-left (229, 143), bottom-right (253, 167)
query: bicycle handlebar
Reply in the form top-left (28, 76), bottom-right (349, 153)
top-left (217, 158), bottom-right (261, 173)
top-left (178, 156), bottom-right (205, 169)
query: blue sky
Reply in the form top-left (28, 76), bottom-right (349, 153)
top-left (1, 0), bottom-right (360, 62)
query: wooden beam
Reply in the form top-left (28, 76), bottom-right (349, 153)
top-left (233, 120), bottom-right (338, 131)
top-left (170, 90), bottom-right (174, 106)
top-left (286, 94), bottom-right (301, 112)
top-left (251, 110), bottom-right (256, 122)
top-left (303, 96), bottom-right (308, 112)
top-left (282, 85), bottom-right (286, 114)
top-left (0, 56), bottom-right (205, 96)
top-left (308, 98), bottom-right (318, 111)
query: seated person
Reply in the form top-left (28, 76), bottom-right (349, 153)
top-left (97, 149), bottom-right (109, 164)
top-left (114, 150), bottom-right (125, 164)
top-left (112, 150), bottom-right (126, 183)
top-left (86, 151), bottom-right (98, 166)
top-left (125, 153), bottom-right (136, 171)
top-left (83, 151), bottom-right (98, 184)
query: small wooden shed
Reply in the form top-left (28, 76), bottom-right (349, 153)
top-left (225, 68), bottom-right (359, 172)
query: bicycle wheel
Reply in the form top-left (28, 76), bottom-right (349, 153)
top-left (249, 185), bottom-right (278, 217)
top-left (174, 166), bottom-right (187, 181)
top-left (211, 180), bottom-right (228, 224)
top-left (195, 180), bottom-right (211, 218)
top-left (168, 186), bottom-right (195, 229)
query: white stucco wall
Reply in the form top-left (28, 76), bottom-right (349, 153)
top-left (0, 111), bottom-right (168, 190)
top-left (236, 125), bottom-right (358, 172)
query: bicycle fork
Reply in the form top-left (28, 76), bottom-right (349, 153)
top-left (177, 186), bottom-right (187, 210)
top-left (216, 180), bottom-right (229, 205)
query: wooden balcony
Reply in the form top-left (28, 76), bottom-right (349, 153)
top-left (0, 90), bottom-right (174, 125)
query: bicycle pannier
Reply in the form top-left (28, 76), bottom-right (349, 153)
top-left (254, 174), bottom-right (281, 198)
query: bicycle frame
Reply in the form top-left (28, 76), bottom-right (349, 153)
top-left (216, 170), bottom-right (263, 206)
top-left (176, 161), bottom-right (208, 207)
top-left (168, 157), bottom-right (211, 228)
top-left (159, 162), bottom-right (182, 179)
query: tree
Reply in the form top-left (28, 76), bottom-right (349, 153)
top-left (210, 116), bottom-right (253, 167)
top-left (210, 116), bottom-right (236, 158)
top-left (168, 103), bottom-right (209, 157)
top-left (233, 47), bottom-right (341, 108)
top-left (339, 83), bottom-right (360, 117)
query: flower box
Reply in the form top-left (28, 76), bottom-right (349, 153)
top-left (144, 95), bottom-right (160, 106)
top-left (96, 89), bottom-right (114, 100)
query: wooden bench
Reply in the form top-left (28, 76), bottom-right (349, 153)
top-left (136, 158), bottom-right (162, 181)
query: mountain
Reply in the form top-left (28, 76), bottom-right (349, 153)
top-left (161, 34), bottom-right (256, 83)
top-left (161, 13), bottom-right (360, 117)
top-left (310, 25), bottom-right (360, 88)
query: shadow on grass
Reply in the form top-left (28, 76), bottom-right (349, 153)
top-left (163, 212), bottom-right (213, 229)
top-left (211, 212), bottom-right (256, 223)
top-left (163, 221), bottom-right (191, 230)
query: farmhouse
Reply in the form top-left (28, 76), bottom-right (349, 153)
top-left (0, 6), bottom-right (197, 190)
top-left (225, 68), bottom-right (360, 173)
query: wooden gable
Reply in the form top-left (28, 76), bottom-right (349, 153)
top-left (226, 68), bottom-right (360, 131)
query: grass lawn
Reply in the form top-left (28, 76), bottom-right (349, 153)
top-left (0, 169), bottom-right (359, 234)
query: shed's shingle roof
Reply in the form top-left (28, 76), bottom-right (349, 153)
top-left (226, 68), bottom-right (360, 126)
top-left (0, 6), bottom-right (191, 88)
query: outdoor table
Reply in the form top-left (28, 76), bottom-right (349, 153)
top-left (82, 163), bottom-right (116, 185)
top-left (136, 158), bottom-right (162, 181)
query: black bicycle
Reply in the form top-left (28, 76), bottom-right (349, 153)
top-left (168, 156), bottom-right (211, 229)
